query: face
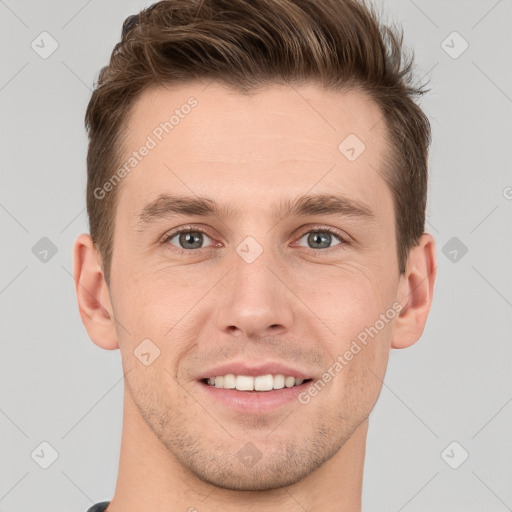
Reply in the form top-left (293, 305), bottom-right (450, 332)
top-left (108, 81), bottom-right (402, 490)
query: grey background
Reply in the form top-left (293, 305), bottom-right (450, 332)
top-left (1, 0), bottom-right (511, 511)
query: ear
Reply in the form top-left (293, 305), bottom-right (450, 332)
top-left (392, 233), bottom-right (437, 349)
top-left (73, 233), bottom-right (119, 350)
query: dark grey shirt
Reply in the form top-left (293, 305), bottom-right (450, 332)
top-left (87, 502), bottom-right (110, 512)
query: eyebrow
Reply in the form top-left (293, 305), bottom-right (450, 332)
top-left (135, 192), bottom-right (375, 228)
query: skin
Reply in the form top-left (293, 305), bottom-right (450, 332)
top-left (74, 81), bottom-right (436, 512)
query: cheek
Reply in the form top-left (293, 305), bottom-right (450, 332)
top-left (298, 259), bottom-right (394, 341)
top-left (113, 272), bottom-right (193, 372)
top-left (316, 315), bottom-right (392, 424)
top-left (299, 260), bottom-right (395, 399)
top-left (113, 263), bottom-right (186, 326)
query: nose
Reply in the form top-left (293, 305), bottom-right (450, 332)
top-left (214, 247), bottom-right (295, 340)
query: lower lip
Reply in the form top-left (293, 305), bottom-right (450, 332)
top-left (198, 380), bottom-right (311, 414)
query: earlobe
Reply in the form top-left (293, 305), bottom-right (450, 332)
top-left (391, 233), bottom-right (437, 349)
top-left (73, 233), bottom-right (119, 350)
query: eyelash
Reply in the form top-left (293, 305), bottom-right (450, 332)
top-left (160, 224), bottom-right (349, 256)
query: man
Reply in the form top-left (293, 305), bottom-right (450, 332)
top-left (73, 0), bottom-right (436, 510)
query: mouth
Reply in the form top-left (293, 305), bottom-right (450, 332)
top-left (197, 374), bottom-right (314, 414)
top-left (195, 361), bottom-right (317, 413)
top-left (200, 374), bottom-right (313, 392)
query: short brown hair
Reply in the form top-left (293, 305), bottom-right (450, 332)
top-left (85, 0), bottom-right (431, 286)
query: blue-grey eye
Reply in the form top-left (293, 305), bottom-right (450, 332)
top-left (297, 230), bottom-right (343, 249)
top-left (168, 230), bottom-right (213, 250)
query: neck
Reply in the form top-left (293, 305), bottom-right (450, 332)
top-left (107, 387), bottom-right (367, 512)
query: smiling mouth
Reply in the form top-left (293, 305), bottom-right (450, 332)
top-left (200, 375), bottom-right (313, 392)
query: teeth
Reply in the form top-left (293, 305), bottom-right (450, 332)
top-left (205, 374), bottom-right (307, 391)
top-left (273, 374), bottom-right (285, 389)
top-left (254, 375), bottom-right (273, 391)
top-left (285, 376), bottom-right (295, 388)
top-left (223, 373), bottom-right (236, 389)
top-left (236, 375), bottom-right (254, 391)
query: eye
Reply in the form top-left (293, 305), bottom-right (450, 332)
top-left (161, 227), bottom-right (217, 251)
top-left (160, 225), bottom-right (349, 255)
top-left (295, 227), bottom-right (348, 251)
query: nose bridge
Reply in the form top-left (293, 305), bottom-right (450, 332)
top-left (214, 232), bottom-right (294, 338)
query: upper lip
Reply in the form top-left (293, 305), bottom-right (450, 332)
top-left (198, 361), bottom-right (314, 380)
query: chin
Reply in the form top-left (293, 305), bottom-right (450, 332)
top-left (164, 430), bottom-right (342, 492)
top-left (188, 460), bottom-right (314, 491)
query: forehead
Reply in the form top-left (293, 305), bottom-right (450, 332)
top-left (116, 81), bottom-right (391, 224)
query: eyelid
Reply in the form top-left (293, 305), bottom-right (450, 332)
top-left (294, 224), bottom-right (350, 244)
